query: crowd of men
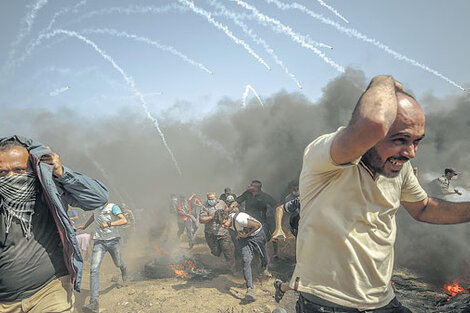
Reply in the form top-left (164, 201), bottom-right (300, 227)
top-left (168, 180), bottom-right (298, 302)
top-left (2, 76), bottom-right (470, 313)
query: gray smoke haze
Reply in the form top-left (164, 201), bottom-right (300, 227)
top-left (1, 68), bottom-right (469, 284)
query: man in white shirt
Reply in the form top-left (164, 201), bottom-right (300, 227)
top-left (214, 209), bottom-right (269, 302)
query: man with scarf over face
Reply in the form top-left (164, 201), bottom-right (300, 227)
top-left (0, 136), bottom-right (108, 313)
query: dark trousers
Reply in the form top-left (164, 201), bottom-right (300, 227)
top-left (204, 232), bottom-right (235, 268)
top-left (296, 295), bottom-right (412, 313)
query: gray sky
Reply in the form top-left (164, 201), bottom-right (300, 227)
top-left (0, 0), bottom-right (469, 119)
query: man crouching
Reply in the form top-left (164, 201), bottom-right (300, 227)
top-left (214, 209), bottom-right (269, 302)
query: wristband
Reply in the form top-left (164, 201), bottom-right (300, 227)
top-left (107, 221), bottom-right (112, 227)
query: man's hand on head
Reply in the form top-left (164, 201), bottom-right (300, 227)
top-left (40, 147), bottom-right (64, 178)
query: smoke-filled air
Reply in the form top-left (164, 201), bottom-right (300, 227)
top-left (1, 0), bottom-right (470, 312)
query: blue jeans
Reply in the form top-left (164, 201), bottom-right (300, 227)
top-left (90, 238), bottom-right (126, 302)
top-left (237, 230), bottom-right (269, 289)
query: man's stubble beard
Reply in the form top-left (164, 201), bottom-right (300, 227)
top-left (362, 147), bottom-right (404, 179)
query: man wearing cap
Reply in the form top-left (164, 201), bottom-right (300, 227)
top-left (292, 76), bottom-right (470, 312)
top-left (427, 168), bottom-right (462, 198)
top-left (220, 187), bottom-right (237, 206)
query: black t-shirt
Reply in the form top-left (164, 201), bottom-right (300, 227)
top-left (235, 190), bottom-right (277, 223)
top-left (0, 191), bottom-right (68, 301)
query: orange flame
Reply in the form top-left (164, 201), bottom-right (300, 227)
top-left (443, 281), bottom-right (468, 299)
top-left (168, 258), bottom-right (197, 279)
top-left (168, 263), bottom-right (189, 279)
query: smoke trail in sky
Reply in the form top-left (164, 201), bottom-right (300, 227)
top-left (81, 28), bottom-right (213, 74)
top-left (15, 4), bottom-right (184, 70)
top-left (2, 0), bottom-right (49, 79)
top-left (72, 3), bottom-right (185, 25)
top-left (242, 84), bottom-right (264, 107)
top-left (230, 0), bottom-right (344, 73)
top-left (207, 0), bottom-right (302, 89)
top-left (265, 0), bottom-right (465, 91)
top-left (47, 0), bottom-right (87, 30)
top-left (177, 0), bottom-right (271, 71)
top-left (50, 86), bottom-right (70, 96)
top-left (315, 0), bottom-right (349, 23)
top-left (42, 29), bottom-right (182, 174)
top-left (24, 0), bottom-right (49, 30)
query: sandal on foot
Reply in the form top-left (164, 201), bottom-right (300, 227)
top-left (274, 279), bottom-right (286, 303)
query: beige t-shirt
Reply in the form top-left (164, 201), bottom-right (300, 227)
top-left (291, 128), bottom-right (427, 310)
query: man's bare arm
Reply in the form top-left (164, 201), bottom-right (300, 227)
top-left (402, 197), bottom-right (470, 224)
top-left (331, 76), bottom-right (402, 165)
top-left (271, 205), bottom-right (286, 241)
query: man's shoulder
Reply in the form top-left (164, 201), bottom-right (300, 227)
top-left (305, 128), bottom-right (343, 152)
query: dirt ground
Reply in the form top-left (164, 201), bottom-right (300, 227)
top-left (72, 222), bottom-right (470, 313)
top-left (74, 224), bottom-right (298, 313)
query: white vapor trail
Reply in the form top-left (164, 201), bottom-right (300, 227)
top-left (15, 4), bottom-right (184, 71)
top-left (230, 0), bottom-right (344, 73)
top-left (2, 0), bottom-right (49, 78)
top-left (25, 0), bottom-right (49, 30)
top-left (177, 0), bottom-right (271, 70)
top-left (47, 0), bottom-right (87, 31)
top-left (50, 86), bottom-right (70, 96)
top-left (42, 29), bottom-right (182, 175)
top-left (72, 3), bottom-right (185, 25)
top-left (81, 28), bottom-right (212, 74)
top-left (315, 0), bottom-right (349, 23)
top-left (265, 0), bottom-right (465, 91)
top-left (242, 84), bottom-right (264, 107)
top-left (207, 0), bottom-right (302, 89)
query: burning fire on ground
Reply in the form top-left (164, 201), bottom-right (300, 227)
top-left (443, 281), bottom-right (469, 300)
top-left (152, 243), bottom-right (201, 280)
top-left (168, 259), bottom-right (197, 279)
